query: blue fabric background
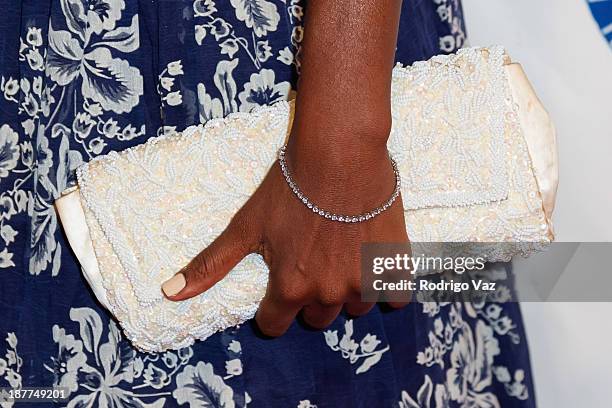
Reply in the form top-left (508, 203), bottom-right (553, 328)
top-left (0, 1), bottom-right (536, 406)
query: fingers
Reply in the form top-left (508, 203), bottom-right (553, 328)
top-left (301, 303), bottom-right (343, 329)
top-left (162, 213), bottom-right (256, 301)
top-left (344, 301), bottom-right (375, 317)
top-left (255, 295), bottom-right (302, 337)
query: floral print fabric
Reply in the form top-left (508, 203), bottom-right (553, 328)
top-left (0, 0), bottom-right (535, 406)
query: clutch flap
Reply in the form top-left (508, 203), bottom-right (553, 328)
top-left (390, 46), bottom-right (512, 211)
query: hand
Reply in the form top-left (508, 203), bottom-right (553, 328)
top-left (161, 142), bottom-right (410, 337)
top-left (161, 0), bottom-right (407, 337)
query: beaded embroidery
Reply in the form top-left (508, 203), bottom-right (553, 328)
top-left (74, 46), bottom-right (553, 352)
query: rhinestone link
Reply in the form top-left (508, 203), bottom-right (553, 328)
top-left (277, 146), bottom-right (402, 223)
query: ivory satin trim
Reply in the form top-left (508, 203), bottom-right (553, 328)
top-left (506, 63), bottom-right (559, 222)
top-left (55, 189), bottom-right (112, 310)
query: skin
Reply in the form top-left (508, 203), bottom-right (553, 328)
top-left (163, 0), bottom-right (409, 336)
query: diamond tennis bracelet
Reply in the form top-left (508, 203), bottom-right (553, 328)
top-left (277, 146), bottom-right (402, 223)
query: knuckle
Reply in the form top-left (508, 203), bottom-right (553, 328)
top-left (277, 285), bottom-right (305, 305)
top-left (318, 286), bottom-right (343, 307)
top-left (189, 250), bottom-right (221, 282)
top-left (203, 250), bottom-right (222, 274)
top-left (187, 253), bottom-right (210, 280)
top-left (273, 274), bottom-right (309, 305)
top-left (292, 259), bottom-right (309, 280)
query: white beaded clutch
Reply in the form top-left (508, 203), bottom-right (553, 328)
top-left (55, 46), bottom-right (558, 352)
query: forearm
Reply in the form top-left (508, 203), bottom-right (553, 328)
top-left (286, 0), bottom-right (403, 211)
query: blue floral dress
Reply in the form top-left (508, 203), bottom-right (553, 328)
top-left (0, 0), bottom-right (536, 407)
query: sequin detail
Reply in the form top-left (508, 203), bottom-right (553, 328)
top-left (75, 46), bottom-right (553, 352)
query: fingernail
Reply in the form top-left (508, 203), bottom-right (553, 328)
top-left (162, 273), bottom-right (186, 297)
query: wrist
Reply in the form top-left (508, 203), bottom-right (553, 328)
top-left (283, 126), bottom-right (396, 215)
top-left (289, 106), bottom-right (392, 150)
top-left (286, 112), bottom-right (392, 167)
top-left (278, 145), bottom-right (401, 222)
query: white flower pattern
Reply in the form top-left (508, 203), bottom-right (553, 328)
top-left (238, 69), bottom-right (290, 112)
top-left (323, 319), bottom-right (390, 375)
top-left (0, 0), bottom-right (534, 406)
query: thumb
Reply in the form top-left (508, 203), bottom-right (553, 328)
top-left (162, 214), bottom-right (257, 301)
